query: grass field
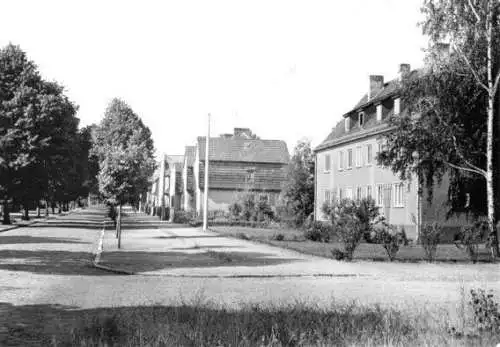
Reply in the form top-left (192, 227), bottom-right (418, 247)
top-left (212, 226), bottom-right (495, 263)
top-left (2, 293), bottom-right (497, 346)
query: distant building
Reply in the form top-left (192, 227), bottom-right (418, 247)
top-left (182, 146), bottom-right (196, 212)
top-left (147, 154), bottom-right (184, 219)
top-left (314, 64), bottom-right (466, 241)
top-left (192, 128), bottom-right (290, 215)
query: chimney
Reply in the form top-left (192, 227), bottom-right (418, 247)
top-left (368, 75), bottom-right (384, 101)
top-left (397, 63), bottom-right (411, 81)
top-left (234, 127), bottom-right (253, 138)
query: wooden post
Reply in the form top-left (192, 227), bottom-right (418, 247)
top-left (203, 113), bottom-right (210, 232)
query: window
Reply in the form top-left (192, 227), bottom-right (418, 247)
top-left (376, 184), bottom-right (384, 206)
top-left (394, 98), bottom-right (401, 114)
top-left (359, 112), bottom-right (365, 127)
top-left (355, 146), bottom-right (362, 167)
top-left (393, 182), bottom-right (404, 207)
top-left (324, 190), bottom-right (331, 203)
top-left (324, 154), bottom-right (331, 172)
top-left (338, 151), bottom-right (344, 170)
top-left (346, 187), bottom-right (353, 200)
top-left (356, 186), bottom-right (362, 200)
top-left (465, 193), bottom-right (470, 208)
top-left (366, 144), bottom-right (373, 165)
top-left (367, 185), bottom-right (373, 199)
top-left (347, 149), bottom-right (353, 169)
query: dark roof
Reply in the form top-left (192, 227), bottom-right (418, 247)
top-left (197, 137), bottom-right (289, 164)
top-left (315, 70), bottom-right (420, 152)
top-left (198, 161), bottom-right (287, 191)
top-left (184, 146), bottom-right (196, 167)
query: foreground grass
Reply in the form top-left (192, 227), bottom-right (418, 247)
top-left (212, 226), bottom-right (495, 263)
top-left (2, 298), bottom-right (497, 347)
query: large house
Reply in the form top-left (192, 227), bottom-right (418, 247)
top-left (192, 128), bottom-right (290, 215)
top-left (147, 154), bottom-right (184, 219)
top-left (314, 64), bottom-right (463, 241)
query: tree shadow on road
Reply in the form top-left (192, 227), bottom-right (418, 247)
top-left (99, 249), bottom-right (299, 273)
top-left (0, 236), bottom-right (91, 245)
top-left (0, 250), bottom-right (118, 276)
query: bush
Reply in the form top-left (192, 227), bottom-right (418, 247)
top-left (469, 288), bottom-right (500, 333)
top-left (331, 248), bottom-right (347, 260)
top-left (304, 221), bottom-right (332, 242)
top-left (419, 222), bottom-right (442, 262)
top-left (334, 215), bottom-right (363, 261)
top-left (255, 199), bottom-right (274, 222)
top-left (454, 221), bottom-right (488, 263)
top-left (173, 210), bottom-right (194, 224)
top-left (228, 202), bottom-right (242, 218)
top-left (272, 233), bottom-right (285, 241)
top-left (371, 220), bottom-right (407, 261)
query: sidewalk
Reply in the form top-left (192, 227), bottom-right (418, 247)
top-left (98, 212), bottom-right (365, 277)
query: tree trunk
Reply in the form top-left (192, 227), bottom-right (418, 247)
top-left (37, 205), bottom-right (41, 218)
top-left (45, 200), bottom-right (49, 217)
top-left (58, 202), bottom-right (62, 214)
top-left (486, 12), bottom-right (500, 258)
top-left (117, 204), bottom-right (122, 249)
top-left (23, 206), bottom-right (29, 221)
top-left (2, 202), bottom-right (11, 225)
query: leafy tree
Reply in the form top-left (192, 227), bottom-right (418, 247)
top-left (420, 0), bottom-right (500, 255)
top-left (0, 44), bottom-right (50, 224)
top-left (379, 0), bottom-right (500, 257)
top-left (94, 98), bottom-right (156, 248)
top-left (283, 139), bottom-right (315, 226)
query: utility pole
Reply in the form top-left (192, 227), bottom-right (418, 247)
top-left (203, 113), bottom-right (210, 231)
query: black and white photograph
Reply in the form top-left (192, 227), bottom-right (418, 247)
top-left (0, 0), bottom-right (499, 345)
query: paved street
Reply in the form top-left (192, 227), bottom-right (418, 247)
top-left (0, 207), bottom-right (498, 317)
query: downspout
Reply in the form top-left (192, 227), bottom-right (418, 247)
top-left (314, 152), bottom-right (318, 221)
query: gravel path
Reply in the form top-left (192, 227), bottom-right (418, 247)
top-left (0, 207), bottom-right (498, 316)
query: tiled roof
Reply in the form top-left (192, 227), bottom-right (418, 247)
top-left (197, 137), bottom-right (289, 164)
top-left (315, 70), bottom-right (420, 152)
top-left (184, 146), bottom-right (196, 167)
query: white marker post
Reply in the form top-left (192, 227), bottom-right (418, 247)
top-left (203, 113), bottom-right (210, 231)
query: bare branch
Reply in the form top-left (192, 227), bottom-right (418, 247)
top-left (492, 70), bottom-right (500, 96)
top-left (445, 161), bottom-right (487, 177)
top-left (467, 0), bottom-right (482, 23)
top-left (435, 112), bottom-right (487, 175)
top-left (452, 42), bottom-right (489, 92)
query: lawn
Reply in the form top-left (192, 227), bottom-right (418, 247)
top-left (2, 293), bottom-right (497, 346)
top-left (212, 226), bottom-right (495, 263)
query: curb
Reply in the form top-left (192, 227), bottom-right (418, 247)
top-left (0, 210), bottom-right (75, 233)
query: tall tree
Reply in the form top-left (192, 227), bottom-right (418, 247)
top-left (0, 44), bottom-right (50, 224)
top-left (379, 0), bottom-right (500, 256)
top-left (283, 139), bottom-right (315, 225)
top-left (94, 98), bottom-right (156, 248)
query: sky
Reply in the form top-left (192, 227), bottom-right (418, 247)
top-left (0, 0), bottom-right (428, 157)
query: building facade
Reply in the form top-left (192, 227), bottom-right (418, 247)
top-left (314, 64), bottom-right (462, 241)
top-left (192, 128), bottom-right (289, 215)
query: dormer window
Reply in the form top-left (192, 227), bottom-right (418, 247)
top-left (344, 117), bottom-right (351, 132)
top-left (394, 98), bottom-right (401, 115)
top-left (359, 112), bottom-right (365, 127)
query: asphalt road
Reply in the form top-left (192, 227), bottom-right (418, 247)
top-left (0, 207), bottom-right (498, 315)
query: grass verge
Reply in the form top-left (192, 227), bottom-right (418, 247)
top-left (2, 298), bottom-right (497, 346)
top-left (212, 226), bottom-right (496, 263)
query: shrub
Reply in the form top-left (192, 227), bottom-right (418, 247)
top-left (304, 221), bottom-right (332, 242)
top-left (228, 202), bottom-right (242, 218)
top-left (255, 199), bottom-right (274, 222)
top-left (334, 215), bottom-right (363, 261)
top-left (235, 232), bottom-right (250, 240)
top-left (240, 194), bottom-right (256, 221)
top-left (173, 210), bottom-right (194, 224)
top-left (371, 220), bottom-right (407, 261)
top-left (272, 233), bottom-right (285, 241)
top-left (470, 289), bottom-right (500, 333)
top-left (419, 222), bottom-right (442, 262)
top-left (331, 248), bottom-right (347, 260)
top-left (454, 221), bottom-right (488, 263)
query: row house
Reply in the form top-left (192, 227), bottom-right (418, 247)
top-left (314, 63), bottom-right (463, 241)
top-left (188, 128), bottom-right (290, 215)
